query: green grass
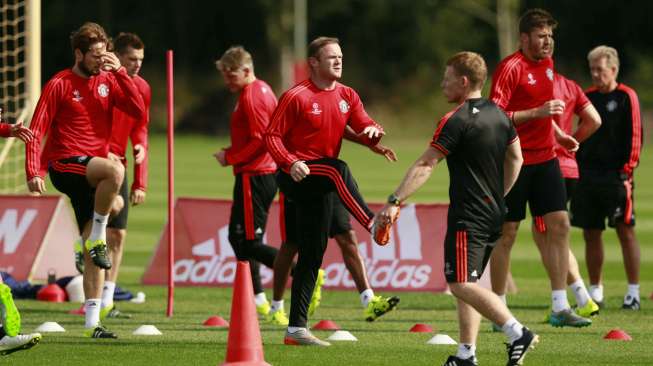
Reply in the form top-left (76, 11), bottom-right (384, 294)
top-left (8, 134), bottom-right (653, 365)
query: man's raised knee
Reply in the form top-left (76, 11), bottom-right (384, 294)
top-left (110, 161), bottom-right (125, 186)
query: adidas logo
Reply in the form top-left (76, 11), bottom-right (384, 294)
top-left (174, 225), bottom-right (272, 284)
top-left (472, 107), bottom-right (480, 114)
top-left (326, 204), bottom-right (433, 289)
top-left (255, 227), bottom-right (263, 235)
top-left (471, 269), bottom-right (478, 278)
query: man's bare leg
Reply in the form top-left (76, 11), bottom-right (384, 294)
top-left (273, 242), bottom-right (297, 303)
top-left (82, 157), bottom-right (123, 334)
top-left (490, 221), bottom-right (520, 302)
top-left (448, 282), bottom-right (537, 364)
top-left (541, 211), bottom-right (570, 308)
top-left (583, 228), bottom-right (604, 304)
top-left (104, 225), bottom-right (126, 316)
top-left (334, 231), bottom-right (370, 293)
top-left (532, 224), bottom-right (593, 309)
top-left (616, 223), bottom-right (641, 308)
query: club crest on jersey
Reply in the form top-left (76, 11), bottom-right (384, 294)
top-left (338, 99), bottom-right (350, 114)
top-left (546, 68), bottom-right (554, 81)
top-left (527, 73), bottom-right (536, 85)
top-left (72, 89), bottom-right (83, 102)
top-left (97, 83), bottom-right (109, 98)
top-left (310, 102), bottom-right (322, 115)
top-left (606, 100), bottom-right (618, 112)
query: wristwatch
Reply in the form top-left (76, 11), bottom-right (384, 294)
top-left (387, 194), bottom-right (401, 206)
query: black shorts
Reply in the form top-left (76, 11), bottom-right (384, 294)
top-left (505, 158), bottom-right (567, 222)
top-left (570, 172), bottom-right (635, 230)
top-left (564, 178), bottom-right (577, 203)
top-left (48, 156), bottom-right (95, 233)
top-left (228, 172), bottom-right (277, 243)
top-left (532, 177), bottom-right (577, 232)
top-left (443, 221), bottom-right (499, 283)
top-left (108, 173), bottom-right (129, 230)
top-left (281, 192), bottom-right (352, 245)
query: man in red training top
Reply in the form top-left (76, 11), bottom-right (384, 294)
top-left (488, 8), bottom-right (591, 327)
top-left (265, 37), bottom-right (384, 346)
top-left (214, 45), bottom-right (287, 317)
top-left (95, 32), bottom-right (151, 320)
top-left (25, 22), bottom-right (144, 339)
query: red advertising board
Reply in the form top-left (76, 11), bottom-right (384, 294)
top-left (0, 195), bottom-right (77, 281)
top-left (143, 197), bottom-right (450, 292)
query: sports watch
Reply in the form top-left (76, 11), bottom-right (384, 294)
top-left (387, 194), bottom-right (401, 206)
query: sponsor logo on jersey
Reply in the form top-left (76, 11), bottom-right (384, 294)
top-left (338, 100), bottom-right (350, 113)
top-left (310, 102), bottom-right (322, 115)
top-left (72, 89), bottom-right (83, 102)
top-left (606, 100), bottom-right (618, 112)
top-left (97, 83), bottom-right (110, 98)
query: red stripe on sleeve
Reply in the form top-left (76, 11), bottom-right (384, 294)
top-left (617, 84), bottom-right (642, 176)
top-left (26, 73), bottom-right (65, 180)
top-left (490, 55), bottom-right (522, 110)
top-left (264, 82), bottom-right (309, 170)
top-left (226, 85), bottom-right (266, 165)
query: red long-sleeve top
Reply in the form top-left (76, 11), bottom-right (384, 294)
top-left (26, 67), bottom-right (144, 180)
top-left (0, 123), bottom-right (9, 137)
top-left (264, 79), bottom-right (382, 171)
top-left (109, 75), bottom-right (151, 191)
top-left (224, 79), bottom-right (278, 175)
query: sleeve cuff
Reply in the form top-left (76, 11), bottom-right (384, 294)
top-left (430, 142), bottom-right (449, 156)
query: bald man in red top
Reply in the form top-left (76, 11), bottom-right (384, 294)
top-left (488, 9), bottom-right (591, 327)
top-left (265, 37), bottom-right (384, 346)
top-left (25, 22), bottom-right (144, 339)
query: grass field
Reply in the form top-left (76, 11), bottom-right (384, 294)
top-left (7, 133), bottom-right (653, 365)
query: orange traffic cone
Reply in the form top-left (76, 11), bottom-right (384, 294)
top-left (220, 261), bottom-right (271, 366)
